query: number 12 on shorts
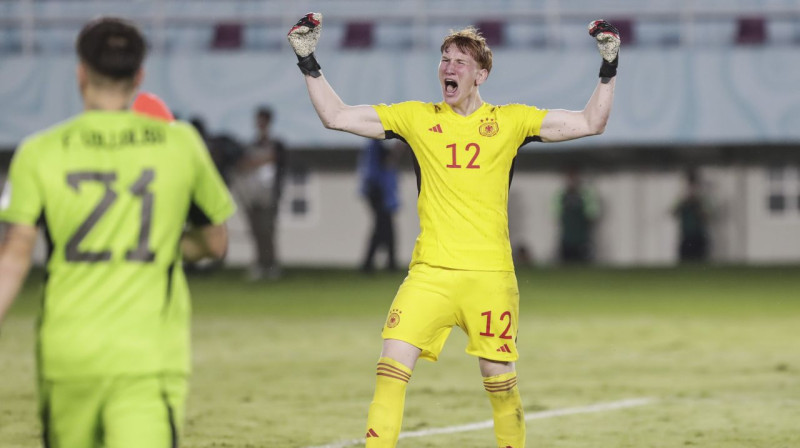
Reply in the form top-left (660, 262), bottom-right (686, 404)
top-left (479, 310), bottom-right (513, 339)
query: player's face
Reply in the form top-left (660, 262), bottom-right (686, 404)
top-left (438, 44), bottom-right (487, 110)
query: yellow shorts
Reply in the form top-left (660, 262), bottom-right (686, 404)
top-left (381, 263), bottom-right (520, 362)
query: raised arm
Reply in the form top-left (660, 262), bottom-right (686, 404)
top-left (0, 223), bottom-right (37, 326)
top-left (287, 13), bottom-right (385, 139)
top-left (540, 20), bottom-right (620, 143)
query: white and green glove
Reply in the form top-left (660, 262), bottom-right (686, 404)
top-left (287, 12), bottom-right (323, 78)
top-left (588, 20), bottom-right (620, 79)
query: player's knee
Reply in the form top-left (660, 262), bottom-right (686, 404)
top-left (479, 357), bottom-right (515, 377)
top-left (380, 339), bottom-right (422, 371)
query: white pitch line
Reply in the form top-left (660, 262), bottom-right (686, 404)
top-left (305, 397), bottom-right (656, 448)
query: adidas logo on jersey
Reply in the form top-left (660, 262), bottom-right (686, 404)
top-left (496, 344), bottom-right (511, 353)
top-left (428, 124), bottom-right (442, 133)
top-left (366, 428), bottom-right (380, 438)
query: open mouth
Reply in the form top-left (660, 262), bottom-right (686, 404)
top-left (444, 79), bottom-right (458, 94)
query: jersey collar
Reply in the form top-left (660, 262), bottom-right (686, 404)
top-left (438, 101), bottom-right (490, 119)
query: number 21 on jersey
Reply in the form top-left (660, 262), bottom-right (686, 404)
top-left (65, 168), bottom-right (156, 263)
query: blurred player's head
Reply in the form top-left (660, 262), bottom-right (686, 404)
top-left (257, 106), bottom-right (273, 124)
top-left (438, 27), bottom-right (492, 110)
top-left (75, 17), bottom-right (147, 107)
top-left (256, 106), bottom-right (274, 135)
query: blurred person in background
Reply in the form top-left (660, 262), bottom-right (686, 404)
top-left (189, 116), bottom-right (212, 166)
top-left (672, 169), bottom-right (710, 262)
top-left (0, 17), bottom-right (234, 447)
top-left (184, 116), bottom-right (244, 276)
top-left (553, 167), bottom-right (601, 264)
top-left (288, 13), bottom-right (620, 447)
top-left (359, 139), bottom-right (401, 273)
top-left (191, 116), bottom-right (245, 187)
top-left (233, 106), bottom-right (286, 281)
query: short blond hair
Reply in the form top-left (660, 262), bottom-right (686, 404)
top-left (440, 26), bottom-right (493, 73)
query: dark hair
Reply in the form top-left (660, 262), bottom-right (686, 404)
top-left (76, 17), bottom-right (146, 80)
top-left (256, 106), bottom-right (273, 121)
top-left (189, 117), bottom-right (207, 139)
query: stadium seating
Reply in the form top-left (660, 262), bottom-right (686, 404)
top-left (211, 22), bottom-right (244, 50)
top-left (768, 18), bottom-right (800, 45)
top-left (475, 20), bottom-right (505, 47)
top-left (0, 1), bottom-right (799, 54)
top-left (609, 18), bottom-right (635, 46)
top-left (635, 20), bottom-right (681, 47)
top-left (342, 22), bottom-right (374, 49)
top-left (736, 17), bottom-right (767, 45)
top-left (374, 23), bottom-right (414, 49)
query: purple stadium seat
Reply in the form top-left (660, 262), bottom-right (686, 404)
top-left (211, 22), bottom-right (243, 50)
top-left (607, 18), bottom-right (635, 46)
top-left (475, 20), bottom-right (505, 47)
top-left (342, 22), bottom-right (374, 48)
top-left (736, 17), bottom-right (766, 45)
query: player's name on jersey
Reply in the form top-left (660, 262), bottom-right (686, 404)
top-left (67, 127), bottom-right (166, 149)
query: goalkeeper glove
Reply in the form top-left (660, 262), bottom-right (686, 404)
top-left (287, 13), bottom-right (323, 78)
top-left (588, 20), bottom-right (620, 79)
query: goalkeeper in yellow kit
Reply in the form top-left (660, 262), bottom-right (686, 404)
top-left (288, 13), bottom-right (620, 447)
top-left (0, 17), bottom-right (235, 447)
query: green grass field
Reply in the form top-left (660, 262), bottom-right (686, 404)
top-left (2, 265), bottom-right (799, 447)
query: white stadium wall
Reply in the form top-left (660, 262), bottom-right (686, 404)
top-left (262, 166), bottom-right (800, 267)
top-left (13, 164), bottom-right (800, 268)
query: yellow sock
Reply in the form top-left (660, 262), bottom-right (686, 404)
top-left (365, 357), bottom-right (412, 447)
top-left (483, 372), bottom-right (525, 448)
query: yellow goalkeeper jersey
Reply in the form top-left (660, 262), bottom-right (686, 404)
top-left (373, 101), bottom-right (548, 271)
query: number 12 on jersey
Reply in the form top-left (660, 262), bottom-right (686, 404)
top-left (445, 143), bottom-right (481, 169)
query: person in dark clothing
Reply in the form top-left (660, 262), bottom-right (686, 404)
top-left (673, 170), bottom-right (710, 262)
top-left (360, 139), bottom-right (401, 272)
top-left (554, 168), bottom-right (600, 263)
top-left (184, 117), bottom-right (244, 276)
top-left (233, 106), bottom-right (287, 281)
top-left (253, 107), bottom-right (288, 204)
top-left (189, 116), bottom-right (245, 186)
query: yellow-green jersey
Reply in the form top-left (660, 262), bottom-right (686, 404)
top-left (0, 111), bottom-right (235, 380)
top-left (373, 101), bottom-right (548, 271)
